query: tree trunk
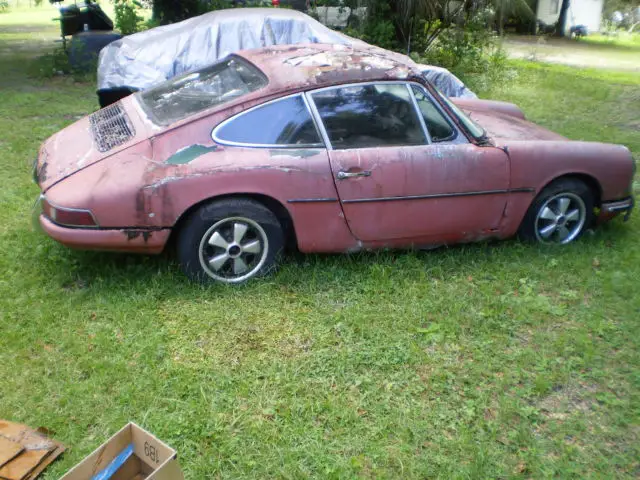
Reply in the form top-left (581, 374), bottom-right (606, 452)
top-left (387, 1), bottom-right (408, 48)
top-left (555, 0), bottom-right (570, 37)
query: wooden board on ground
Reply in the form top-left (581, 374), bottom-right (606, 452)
top-left (0, 421), bottom-right (66, 480)
top-left (0, 449), bottom-right (52, 480)
top-left (0, 438), bottom-right (24, 469)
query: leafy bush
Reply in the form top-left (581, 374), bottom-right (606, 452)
top-left (413, 11), bottom-right (516, 93)
top-left (29, 47), bottom-right (96, 82)
top-left (345, 19), bottom-right (397, 51)
top-left (30, 48), bottom-right (73, 78)
top-left (343, 1), bottom-right (398, 51)
top-left (114, 0), bottom-right (145, 35)
top-left (0, 0), bottom-right (10, 14)
top-left (141, 17), bottom-right (161, 31)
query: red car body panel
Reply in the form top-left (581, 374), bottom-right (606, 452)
top-left (35, 44), bottom-right (634, 255)
top-left (329, 144), bottom-right (510, 244)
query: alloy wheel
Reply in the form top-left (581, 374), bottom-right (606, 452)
top-left (198, 216), bottom-right (269, 283)
top-left (534, 192), bottom-right (587, 244)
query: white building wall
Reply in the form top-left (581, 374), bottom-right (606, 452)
top-left (537, 0), bottom-right (561, 26)
top-left (536, 0), bottom-right (604, 33)
top-left (567, 0), bottom-right (604, 33)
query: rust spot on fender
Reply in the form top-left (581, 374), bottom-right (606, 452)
top-left (269, 149), bottom-right (320, 159)
top-left (38, 161), bottom-right (48, 182)
top-left (124, 230), bottom-right (153, 242)
top-left (166, 144), bottom-right (218, 165)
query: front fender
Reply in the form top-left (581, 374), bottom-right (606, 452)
top-left (453, 98), bottom-right (526, 120)
top-left (506, 141), bottom-right (634, 201)
top-left (497, 140), bottom-right (634, 238)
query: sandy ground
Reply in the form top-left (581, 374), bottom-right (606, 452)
top-left (504, 35), bottom-right (640, 72)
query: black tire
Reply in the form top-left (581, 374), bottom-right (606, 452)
top-left (177, 198), bottom-right (284, 284)
top-left (518, 178), bottom-right (595, 245)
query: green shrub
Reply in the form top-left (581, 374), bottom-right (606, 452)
top-left (343, 1), bottom-right (398, 51)
top-left (114, 0), bottom-right (145, 35)
top-left (29, 47), bottom-right (96, 83)
top-left (0, 0), bottom-right (10, 14)
top-left (141, 17), bottom-right (161, 31)
top-left (30, 48), bottom-right (73, 78)
top-left (203, 0), bottom-right (234, 10)
top-left (412, 11), bottom-right (516, 94)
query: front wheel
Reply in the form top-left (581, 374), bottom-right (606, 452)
top-left (177, 198), bottom-right (284, 284)
top-left (518, 178), bottom-right (595, 245)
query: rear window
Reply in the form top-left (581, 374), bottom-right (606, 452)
top-left (138, 56), bottom-right (267, 126)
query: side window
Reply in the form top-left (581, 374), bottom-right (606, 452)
top-left (311, 84), bottom-right (427, 149)
top-left (214, 95), bottom-right (323, 147)
top-left (411, 85), bottom-right (456, 142)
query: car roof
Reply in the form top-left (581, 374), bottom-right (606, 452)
top-left (235, 43), bottom-right (423, 95)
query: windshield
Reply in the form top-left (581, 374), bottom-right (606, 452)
top-left (138, 56), bottom-right (268, 126)
top-left (435, 89), bottom-right (486, 141)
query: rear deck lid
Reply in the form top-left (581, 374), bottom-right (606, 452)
top-left (36, 97), bottom-right (147, 191)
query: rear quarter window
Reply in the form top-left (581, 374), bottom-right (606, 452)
top-left (213, 95), bottom-right (323, 148)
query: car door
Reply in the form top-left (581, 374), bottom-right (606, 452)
top-left (307, 82), bottom-right (510, 244)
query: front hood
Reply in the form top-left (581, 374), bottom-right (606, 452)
top-left (36, 96), bottom-right (149, 191)
top-left (462, 107), bottom-right (568, 145)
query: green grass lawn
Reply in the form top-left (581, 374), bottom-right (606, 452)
top-left (1, 9), bottom-right (639, 479)
top-left (582, 32), bottom-right (640, 49)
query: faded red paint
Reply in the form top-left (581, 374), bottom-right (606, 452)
top-left (39, 216), bottom-right (170, 253)
top-left (35, 44), bottom-right (634, 255)
top-left (329, 144), bottom-right (509, 243)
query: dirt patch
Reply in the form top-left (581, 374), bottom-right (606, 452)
top-left (505, 36), bottom-right (640, 73)
top-left (538, 382), bottom-right (598, 420)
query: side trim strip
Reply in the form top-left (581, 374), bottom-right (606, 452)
top-left (287, 198), bottom-right (339, 204)
top-left (341, 188), bottom-right (534, 204)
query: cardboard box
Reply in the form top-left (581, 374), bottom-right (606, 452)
top-left (60, 423), bottom-right (184, 480)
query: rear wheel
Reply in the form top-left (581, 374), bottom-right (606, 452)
top-left (519, 178), bottom-right (594, 245)
top-left (177, 198), bottom-right (284, 283)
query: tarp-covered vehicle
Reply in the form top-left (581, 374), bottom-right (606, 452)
top-left (97, 8), bottom-right (476, 106)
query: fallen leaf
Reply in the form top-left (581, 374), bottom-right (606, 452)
top-left (514, 461), bottom-right (527, 474)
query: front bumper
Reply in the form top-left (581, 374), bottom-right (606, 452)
top-left (599, 196), bottom-right (634, 223)
top-left (37, 214), bottom-right (171, 254)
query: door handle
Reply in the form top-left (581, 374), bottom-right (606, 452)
top-left (336, 170), bottom-right (371, 180)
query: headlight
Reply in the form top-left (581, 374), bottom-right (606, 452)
top-left (42, 197), bottom-right (98, 227)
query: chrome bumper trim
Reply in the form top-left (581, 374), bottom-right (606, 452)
top-left (32, 194), bottom-right (44, 233)
top-left (602, 196), bottom-right (634, 221)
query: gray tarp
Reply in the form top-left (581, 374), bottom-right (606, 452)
top-left (417, 64), bottom-right (477, 99)
top-left (98, 8), bottom-right (476, 98)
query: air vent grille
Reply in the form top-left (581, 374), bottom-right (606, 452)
top-left (89, 103), bottom-right (135, 152)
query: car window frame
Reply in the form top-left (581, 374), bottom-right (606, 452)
top-left (305, 81), bottom-right (431, 151)
top-left (211, 92), bottom-right (326, 149)
top-left (304, 80), bottom-right (466, 151)
top-left (410, 84), bottom-right (461, 144)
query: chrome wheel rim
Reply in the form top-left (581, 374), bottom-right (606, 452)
top-left (535, 192), bottom-right (586, 245)
top-left (198, 217), bottom-right (269, 283)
